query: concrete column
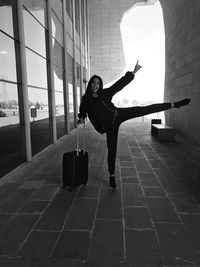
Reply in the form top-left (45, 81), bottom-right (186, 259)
top-left (16, 0), bottom-right (32, 161)
top-left (72, 0), bottom-right (78, 126)
top-left (62, 0), bottom-right (70, 133)
top-left (79, 0), bottom-right (83, 97)
top-left (46, 0), bottom-right (57, 143)
top-left (86, 0), bottom-right (90, 79)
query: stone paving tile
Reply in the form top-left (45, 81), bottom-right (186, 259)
top-left (133, 158), bottom-right (152, 172)
top-left (78, 184), bottom-right (100, 198)
top-left (96, 187), bottom-right (122, 219)
top-left (180, 214), bottom-right (200, 235)
top-left (64, 198), bottom-right (98, 230)
top-left (0, 188), bottom-right (35, 213)
top-left (18, 230), bottom-right (59, 259)
top-left (88, 219), bottom-right (124, 262)
top-left (168, 194), bottom-right (200, 214)
top-left (88, 164), bottom-right (105, 185)
top-left (0, 183), bottom-right (20, 203)
top-left (51, 231), bottom-right (90, 260)
top-left (122, 184), bottom-right (145, 207)
top-left (121, 177), bottom-right (139, 184)
top-left (120, 167), bottom-right (137, 177)
top-left (19, 200), bottom-right (49, 214)
top-left (118, 155), bottom-right (132, 162)
top-left (148, 159), bottom-right (167, 170)
top-left (0, 214), bottom-right (39, 256)
top-left (130, 147), bottom-right (145, 158)
top-left (124, 207), bottom-right (153, 229)
top-left (139, 172), bottom-right (160, 186)
top-left (155, 223), bottom-right (200, 265)
top-left (0, 213), bottom-right (13, 230)
top-left (147, 197), bottom-right (180, 223)
top-left (125, 229), bottom-right (162, 264)
top-left (34, 191), bottom-right (76, 231)
top-left (143, 186), bottom-right (166, 197)
top-left (119, 161), bottom-right (134, 167)
top-left (19, 180), bottom-right (45, 189)
top-left (30, 184), bottom-right (59, 201)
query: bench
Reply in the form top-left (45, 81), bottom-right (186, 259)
top-left (151, 123), bottom-right (175, 141)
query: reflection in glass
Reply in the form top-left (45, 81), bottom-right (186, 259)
top-left (0, 83), bottom-right (26, 178)
top-left (54, 65), bottom-right (63, 92)
top-left (0, 32), bottom-right (17, 82)
top-left (28, 87), bottom-right (49, 121)
top-left (23, 8), bottom-right (46, 57)
top-left (50, 0), bottom-right (63, 21)
top-left (26, 48), bottom-right (47, 88)
top-left (23, 0), bottom-right (46, 27)
top-left (0, 5), bottom-right (13, 37)
top-left (55, 91), bottom-right (65, 139)
top-left (77, 86), bottom-right (80, 110)
top-left (28, 87), bottom-right (51, 156)
top-left (68, 83), bottom-right (75, 130)
top-left (52, 38), bottom-right (63, 69)
top-left (51, 10), bottom-right (63, 45)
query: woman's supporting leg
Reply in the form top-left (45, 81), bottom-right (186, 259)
top-left (117, 103), bottom-right (172, 124)
top-left (106, 125), bottom-right (119, 189)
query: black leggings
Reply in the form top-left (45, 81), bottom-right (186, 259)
top-left (106, 102), bottom-right (171, 174)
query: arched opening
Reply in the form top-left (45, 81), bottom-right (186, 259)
top-left (113, 1), bottom-right (165, 121)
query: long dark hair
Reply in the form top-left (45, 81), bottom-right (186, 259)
top-left (84, 75), bottom-right (103, 96)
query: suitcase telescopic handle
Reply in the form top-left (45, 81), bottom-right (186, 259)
top-left (76, 122), bottom-right (86, 156)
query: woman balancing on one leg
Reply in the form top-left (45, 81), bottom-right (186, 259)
top-left (77, 60), bottom-right (190, 189)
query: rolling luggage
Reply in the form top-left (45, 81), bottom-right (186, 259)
top-left (63, 124), bottom-right (88, 191)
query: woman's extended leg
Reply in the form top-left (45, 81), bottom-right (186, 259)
top-left (117, 98), bottom-right (190, 124)
top-left (117, 103), bottom-right (172, 124)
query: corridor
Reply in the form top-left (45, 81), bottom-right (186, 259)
top-left (0, 118), bottom-right (200, 266)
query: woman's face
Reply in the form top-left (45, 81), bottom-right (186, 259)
top-left (91, 77), bottom-right (101, 94)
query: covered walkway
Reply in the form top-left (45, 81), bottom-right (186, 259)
top-left (0, 119), bottom-right (200, 266)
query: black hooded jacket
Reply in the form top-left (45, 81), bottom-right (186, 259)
top-left (78, 71), bottom-right (135, 133)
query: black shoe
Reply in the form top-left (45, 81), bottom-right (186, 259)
top-left (174, 98), bottom-right (190, 108)
top-left (109, 175), bottom-right (116, 190)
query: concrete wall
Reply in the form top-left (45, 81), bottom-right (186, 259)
top-left (160, 0), bottom-right (200, 146)
top-left (88, 0), bottom-right (146, 84)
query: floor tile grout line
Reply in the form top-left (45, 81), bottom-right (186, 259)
top-left (86, 149), bottom-right (106, 262)
top-left (131, 138), bottom-right (165, 263)
top-left (48, 187), bottom-right (81, 259)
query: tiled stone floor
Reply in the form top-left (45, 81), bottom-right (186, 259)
top-left (0, 118), bottom-right (200, 266)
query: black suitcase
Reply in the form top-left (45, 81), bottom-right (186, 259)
top-left (63, 124), bottom-right (88, 191)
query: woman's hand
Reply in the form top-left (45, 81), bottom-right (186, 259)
top-left (77, 117), bottom-right (85, 125)
top-left (132, 60), bottom-right (142, 75)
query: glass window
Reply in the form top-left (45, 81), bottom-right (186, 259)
top-left (26, 48), bottom-right (47, 88)
top-left (50, 0), bottom-right (63, 22)
top-left (54, 65), bottom-right (63, 92)
top-left (0, 32), bottom-right (17, 82)
top-left (52, 38), bottom-right (63, 68)
top-left (55, 91), bottom-right (65, 139)
top-left (23, 8), bottom-right (46, 57)
top-left (0, 82), bottom-right (26, 178)
top-left (75, 0), bottom-right (80, 33)
top-left (66, 0), bottom-right (72, 19)
top-left (77, 86), bottom-right (80, 110)
top-left (28, 87), bottom-right (51, 156)
top-left (51, 10), bottom-right (63, 46)
top-left (22, 0), bottom-right (47, 27)
top-left (0, 4), bottom-right (13, 37)
top-left (68, 83), bottom-right (74, 130)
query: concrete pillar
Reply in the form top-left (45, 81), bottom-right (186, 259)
top-left (16, 0), bottom-right (32, 161)
top-left (62, 0), bottom-right (70, 133)
top-left (46, 0), bottom-right (57, 143)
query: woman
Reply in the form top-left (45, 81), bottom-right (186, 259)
top-left (77, 61), bottom-right (190, 189)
